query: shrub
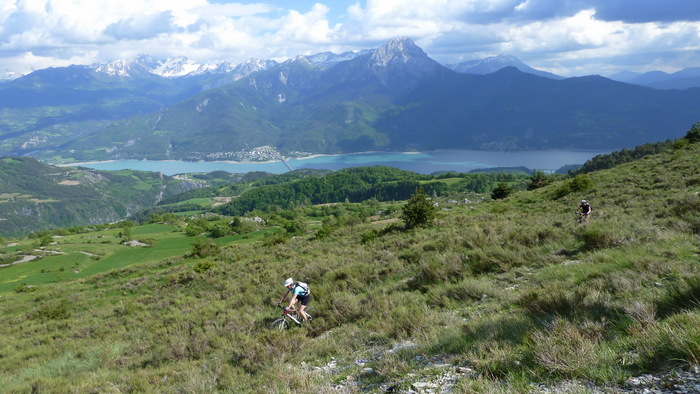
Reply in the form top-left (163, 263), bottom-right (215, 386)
top-left (140, 238), bottom-right (157, 247)
top-left (491, 181), bottom-right (512, 200)
top-left (401, 187), bottom-right (436, 229)
top-left (193, 260), bottom-right (215, 273)
top-left (579, 224), bottom-right (619, 250)
top-left (262, 231), bottom-right (288, 247)
top-left (569, 174), bottom-right (593, 191)
top-left (190, 236), bottom-right (220, 258)
top-left (209, 225), bottom-right (229, 238)
top-left (14, 283), bottom-right (37, 293)
top-left (314, 224), bottom-right (333, 240)
top-left (31, 300), bottom-right (71, 320)
top-left (686, 122), bottom-right (700, 143)
top-left (283, 219), bottom-right (307, 235)
top-left (527, 170), bottom-right (552, 190)
top-left (554, 174), bottom-right (592, 199)
top-left (360, 229), bottom-right (379, 244)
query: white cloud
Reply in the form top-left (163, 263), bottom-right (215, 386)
top-left (0, 0), bottom-right (699, 77)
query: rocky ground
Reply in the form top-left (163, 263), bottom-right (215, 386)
top-left (307, 341), bottom-right (700, 393)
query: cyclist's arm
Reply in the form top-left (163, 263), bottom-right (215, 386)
top-left (287, 293), bottom-right (298, 310)
top-left (278, 289), bottom-right (291, 305)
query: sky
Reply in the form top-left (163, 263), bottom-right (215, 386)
top-left (1, 0), bottom-right (700, 78)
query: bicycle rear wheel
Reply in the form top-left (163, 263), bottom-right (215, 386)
top-left (269, 318), bottom-right (289, 330)
top-left (304, 306), bottom-right (314, 321)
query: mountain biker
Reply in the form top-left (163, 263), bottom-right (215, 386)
top-left (278, 278), bottom-right (311, 323)
top-left (577, 199), bottom-right (592, 223)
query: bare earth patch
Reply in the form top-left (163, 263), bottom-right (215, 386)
top-left (212, 197), bottom-right (232, 206)
top-left (58, 180), bottom-right (80, 186)
top-left (372, 218), bottom-right (400, 225)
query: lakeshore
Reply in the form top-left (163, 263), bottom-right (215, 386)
top-left (63, 149), bottom-right (610, 175)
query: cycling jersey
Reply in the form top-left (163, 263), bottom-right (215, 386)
top-left (293, 283), bottom-right (309, 297)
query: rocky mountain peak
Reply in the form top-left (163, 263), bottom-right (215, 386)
top-left (370, 36), bottom-right (428, 67)
top-left (231, 58), bottom-right (276, 80)
top-left (366, 37), bottom-right (440, 87)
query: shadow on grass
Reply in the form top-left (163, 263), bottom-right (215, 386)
top-left (655, 277), bottom-right (700, 319)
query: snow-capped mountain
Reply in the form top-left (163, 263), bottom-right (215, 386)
top-left (231, 58), bottom-right (278, 81)
top-left (446, 54), bottom-right (562, 79)
top-left (304, 49), bottom-right (372, 69)
top-left (93, 54), bottom-right (230, 79)
top-left (0, 70), bottom-right (24, 81)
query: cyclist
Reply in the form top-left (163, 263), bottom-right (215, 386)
top-left (577, 199), bottom-right (592, 223)
top-left (278, 278), bottom-right (311, 323)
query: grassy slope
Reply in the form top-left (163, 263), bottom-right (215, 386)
top-left (0, 143), bottom-right (699, 392)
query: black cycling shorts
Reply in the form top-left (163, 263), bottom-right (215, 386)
top-left (297, 294), bottom-right (311, 306)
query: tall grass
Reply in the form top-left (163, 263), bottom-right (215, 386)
top-left (0, 143), bottom-right (699, 391)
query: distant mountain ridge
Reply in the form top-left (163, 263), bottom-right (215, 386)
top-left (608, 67), bottom-right (700, 89)
top-left (2, 37), bottom-right (700, 162)
top-left (54, 38), bottom-right (700, 162)
top-left (445, 54), bottom-right (563, 79)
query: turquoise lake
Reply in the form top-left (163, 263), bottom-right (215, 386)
top-left (69, 150), bottom-right (609, 175)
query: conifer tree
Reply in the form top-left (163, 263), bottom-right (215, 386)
top-left (687, 122), bottom-right (700, 143)
top-left (491, 180), bottom-right (513, 200)
top-left (527, 170), bottom-right (550, 190)
top-left (401, 187), bottom-right (436, 230)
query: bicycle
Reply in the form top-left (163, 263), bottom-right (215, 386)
top-left (576, 212), bottom-right (590, 224)
top-left (269, 304), bottom-right (313, 330)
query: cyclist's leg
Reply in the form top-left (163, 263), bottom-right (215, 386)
top-left (298, 295), bottom-right (310, 321)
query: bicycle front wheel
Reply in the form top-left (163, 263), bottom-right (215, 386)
top-left (269, 318), bottom-right (289, 330)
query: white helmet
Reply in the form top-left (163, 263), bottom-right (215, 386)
top-left (284, 278), bottom-right (294, 287)
top-left (581, 200), bottom-right (587, 203)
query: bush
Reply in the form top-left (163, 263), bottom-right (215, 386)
top-left (190, 237), bottom-right (220, 258)
top-left (14, 283), bottom-right (37, 293)
top-left (569, 174), bottom-right (593, 191)
top-left (314, 224), bottom-right (333, 240)
top-left (490, 181), bottom-right (512, 200)
top-left (140, 238), bottom-right (157, 247)
top-left (553, 174), bottom-right (592, 198)
top-left (401, 187), bottom-right (436, 229)
top-left (580, 224), bottom-right (619, 250)
top-left (360, 229), bottom-right (379, 244)
top-left (193, 260), bottom-right (215, 273)
top-left (31, 300), bottom-right (71, 320)
top-left (262, 231), bottom-right (288, 247)
top-left (527, 170), bottom-right (552, 190)
top-left (686, 122), bottom-right (700, 143)
top-left (209, 225), bottom-right (229, 238)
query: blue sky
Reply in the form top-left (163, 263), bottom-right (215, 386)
top-left (1, 0), bottom-right (699, 78)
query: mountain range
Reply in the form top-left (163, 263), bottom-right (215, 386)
top-left (608, 67), bottom-right (700, 90)
top-left (1, 37), bottom-right (700, 162)
top-left (445, 54), bottom-right (563, 80)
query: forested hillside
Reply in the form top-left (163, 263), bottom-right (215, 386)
top-left (0, 136), bottom-right (698, 392)
top-left (0, 157), bottom-right (203, 236)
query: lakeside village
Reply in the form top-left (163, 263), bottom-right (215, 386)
top-left (196, 145), bottom-right (310, 162)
